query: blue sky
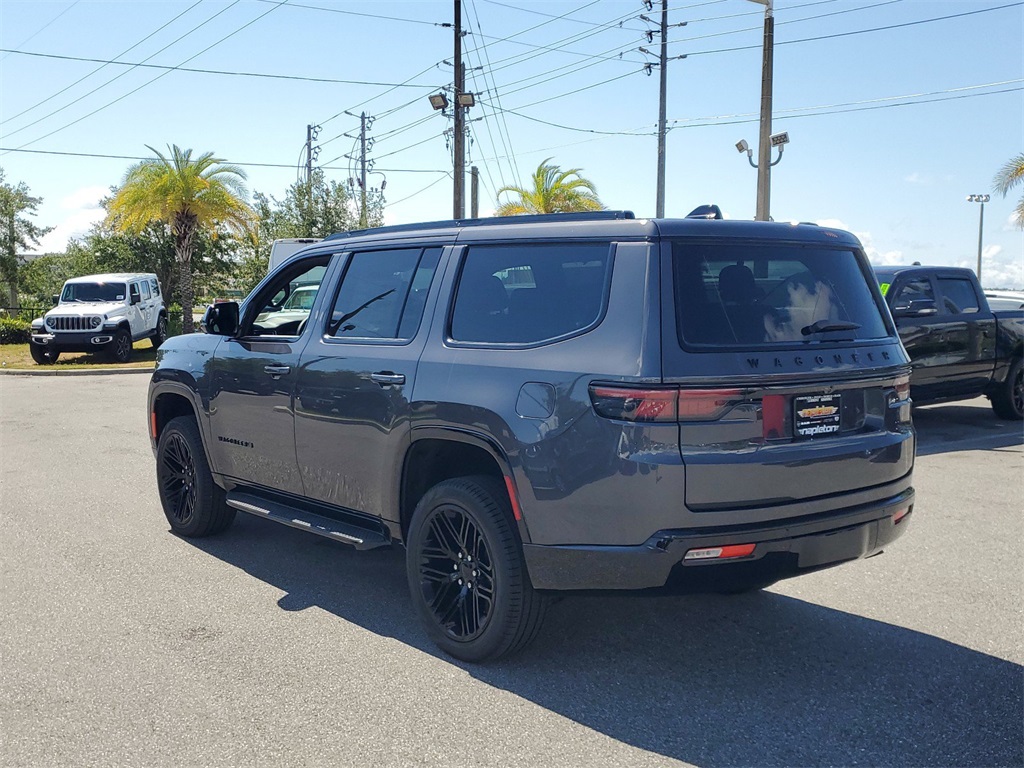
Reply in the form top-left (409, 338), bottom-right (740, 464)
top-left (1, 0), bottom-right (1022, 287)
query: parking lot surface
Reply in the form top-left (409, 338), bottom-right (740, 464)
top-left (1, 375), bottom-right (1021, 767)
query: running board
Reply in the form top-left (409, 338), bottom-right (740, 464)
top-left (226, 491), bottom-right (391, 550)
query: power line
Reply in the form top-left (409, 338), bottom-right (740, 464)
top-left (3, 1), bottom-right (292, 153)
top-left (0, 48), bottom-right (446, 90)
top-left (0, 145), bottom-right (449, 173)
top-left (0, 0), bottom-right (82, 62)
top-left (0, 2), bottom-right (205, 126)
top-left (387, 173), bottom-right (452, 207)
top-left (318, 61), bottom-right (442, 127)
top-left (1, 1), bottom-right (240, 136)
top-left (685, 2), bottom-right (1023, 57)
top-left (251, 0), bottom-right (441, 26)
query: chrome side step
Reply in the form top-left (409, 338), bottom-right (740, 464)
top-left (226, 491), bottom-right (391, 550)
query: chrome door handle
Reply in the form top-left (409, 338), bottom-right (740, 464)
top-left (264, 365), bottom-right (291, 377)
top-left (370, 372), bottom-right (405, 386)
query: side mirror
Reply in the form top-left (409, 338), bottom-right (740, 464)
top-left (893, 298), bottom-right (937, 318)
top-left (130, 294), bottom-right (140, 306)
top-left (51, 295), bottom-right (59, 306)
top-left (201, 302), bottom-right (240, 336)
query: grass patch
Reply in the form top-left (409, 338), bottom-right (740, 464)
top-left (0, 341), bottom-right (158, 370)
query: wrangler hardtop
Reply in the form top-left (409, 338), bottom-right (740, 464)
top-left (149, 210), bottom-right (915, 661)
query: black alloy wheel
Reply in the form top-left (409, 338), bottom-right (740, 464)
top-left (418, 505), bottom-right (496, 642)
top-left (160, 431), bottom-right (198, 527)
top-left (991, 357), bottom-right (1024, 421)
top-left (155, 416), bottom-right (235, 537)
top-left (406, 476), bottom-right (547, 662)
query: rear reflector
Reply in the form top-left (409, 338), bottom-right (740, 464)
top-left (893, 506), bottom-right (911, 524)
top-left (683, 543), bottom-right (756, 561)
top-left (762, 394), bottom-right (786, 439)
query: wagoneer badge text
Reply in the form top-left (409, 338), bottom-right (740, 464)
top-left (747, 350), bottom-right (891, 369)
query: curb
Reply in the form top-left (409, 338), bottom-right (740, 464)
top-left (0, 366), bottom-right (154, 377)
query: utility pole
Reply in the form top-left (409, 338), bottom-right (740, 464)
top-left (655, 0), bottom-right (668, 218)
top-left (470, 166), bottom-right (479, 218)
top-left (453, 0), bottom-right (465, 219)
top-left (753, 0), bottom-right (774, 221)
top-left (967, 194), bottom-right (990, 282)
top-left (305, 124), bottom-right (314, 219)
top-left (359, 112), bottom-right (368, 229)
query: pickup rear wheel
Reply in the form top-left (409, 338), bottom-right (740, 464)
top-left (156, 416), bottom-right (235, 537)
top-left (108, 328), bottom-right (132, 363)
top-left (991, 357), bottom-right (1023, 420)
top-left (406, 476), bottom-right (547, 662)
top-left (29, 344), bottom-right (59, 365)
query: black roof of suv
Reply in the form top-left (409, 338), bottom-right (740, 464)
top-left (149, 211), bottom-right (915, 661)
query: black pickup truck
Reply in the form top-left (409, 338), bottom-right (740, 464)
top-left (875, 266), bottom-right (1024, 419)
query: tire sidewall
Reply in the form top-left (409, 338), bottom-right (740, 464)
top-left (30, 344), bottom-right (57, 364)
top-left (153, 315), bottom-right (168, 348)
top-left (406, 479), bottom-right (525, 662)
top-left (110, 328), bottom-right (132, 363)
top-left (156, 417), bottom-right (218, 537)
top-left (1008, 358), bottom-right (1024, 419)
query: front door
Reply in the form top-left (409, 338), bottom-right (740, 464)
top-left (295, 247), bottom-right (443, 520)
top-left (207, 254), bottom-right (334, 496)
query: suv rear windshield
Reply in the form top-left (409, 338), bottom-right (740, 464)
top-left (672, 243), bottom-right (889, 347)
top-left (61, 282), bottom-right (127, 303)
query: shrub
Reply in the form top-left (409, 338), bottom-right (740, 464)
top-left (0, 316), bottom-right (32, 344)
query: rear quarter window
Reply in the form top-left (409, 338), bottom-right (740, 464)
top-left (450, 243), bottom-right (612, 344)
top-left (672, 242), bottom-right (890, 347)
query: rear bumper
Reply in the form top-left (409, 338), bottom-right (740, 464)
top-left (523, 486), bottom-right (914, 591)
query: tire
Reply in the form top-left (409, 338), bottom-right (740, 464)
top-left (156, 415), bottom-right (235, 537)
top-left (108, 328), bottom-right (132, 363)
top-left (151, 314), bottom-right (168, 349)
top-left (406, 476), bottom-right (548, 662)
top-left (29, 343), bottom-right (59, 365)
top-left (991, 356), bottom-right (1024, 420)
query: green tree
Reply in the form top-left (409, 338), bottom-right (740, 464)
top-left (0, 168), bottom-right (53, 307)
top-left (993, 153), bottom-right (1024, 229)
top-left (235, 170), bottom-right (384, 297)
top-left (106, 145), bottom-right (254, 333)
top-left (494, 158), bottom-right (603, 216)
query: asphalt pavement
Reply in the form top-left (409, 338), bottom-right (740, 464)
top-left (1, 375), bottom-right (1021, 767)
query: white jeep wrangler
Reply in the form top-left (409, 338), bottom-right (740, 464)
top-left (29, 273), bottom-right (168, 364)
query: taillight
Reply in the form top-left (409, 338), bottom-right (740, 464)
top-left (677, 388), bottom-right (743, 420)
top-left (589, 386), bottom-right (746, 422)
top-left (683, 543), bottom-right (756, 561)
top-left (891, 374), bottom-right (912, 423)
top-left (589, 386), bottom-right (678, 422)
top-left (894, 375), bottom-right (910, 400)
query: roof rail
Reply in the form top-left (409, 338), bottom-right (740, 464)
top-left (323, 210), bottom-right (636, 241)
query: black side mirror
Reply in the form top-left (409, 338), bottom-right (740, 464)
top-left (893, 298), bottom-right (937, 318)
top-left (51, 295), bottom-right (59, 306)
top-left (201, 302), bottom-right (240, 336)
top-left (130, 294), bottom-right (140, 306)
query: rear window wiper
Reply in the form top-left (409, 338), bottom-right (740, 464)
top-left (801, 319), bottom-right (861, 336)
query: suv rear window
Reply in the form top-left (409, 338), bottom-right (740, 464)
top-left (672, 243), bottom-right (889, 347)
top-left (451, 243), bottom-right (611, 344)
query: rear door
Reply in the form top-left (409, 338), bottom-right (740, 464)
top-left (662, 239), bottom-right (913, 512)
top-left (933, 274), bottom-right (997, 395)
top-left (293, 246), bottom-right (443, 519)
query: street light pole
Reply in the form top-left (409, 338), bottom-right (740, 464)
top-left (967, 194), bottom-right (990, 283)
top-left (749, 0), bottom-right (774, 221)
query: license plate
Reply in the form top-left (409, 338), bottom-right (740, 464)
top-left (793, 393), bottom-right (842, 438)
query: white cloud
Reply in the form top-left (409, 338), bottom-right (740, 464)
top-left (903, 172), bottom-right (927, 184)
top-left (31, 186), bottom-right (108, 254)
top-left (814, 218), bottom-right (911, 267)
top-left (983, 244), bottom-right (1003, 260)
top-left (1004, 212), bottom-right (1023, 231)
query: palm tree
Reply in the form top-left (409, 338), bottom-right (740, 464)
top-left (106, 145), bottom-right (254, 333)
top-left (993, 153), bottom-right (1024, 229)
top-left (495, 158), bottom-right (603, 216)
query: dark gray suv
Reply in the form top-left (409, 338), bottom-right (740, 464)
top-left (149, 211), bottom-right (915, 661)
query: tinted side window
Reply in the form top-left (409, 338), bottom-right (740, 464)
top-left (451, 243), bottom-right (611, 344)
top-left (892, 278), bottom-right (934, 308)
top-left (150, 279), bottom-right (161, 297)
top-left (328, 248), bottom-right (437, 340)
top-left (249, 256), bottom-right (331, 337)
top-left (937, 277), bottom-right (980, 314)
top-left (140, 281), bottom-right (151, 300)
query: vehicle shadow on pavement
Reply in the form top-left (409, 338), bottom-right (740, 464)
top-left (190, 515), bottom-right (1023, 768)
top-left (913, 402), bottom-right (1024, 456)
